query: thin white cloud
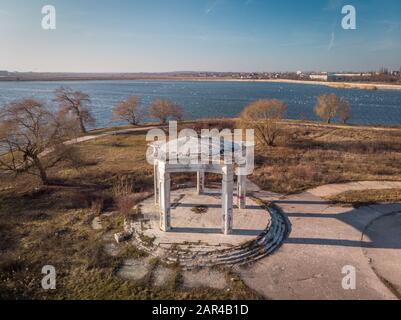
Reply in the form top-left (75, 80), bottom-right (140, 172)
top-left (328, 32), bottom-right (335, 51)
top-left (205, 0), bottom-right (221, 15)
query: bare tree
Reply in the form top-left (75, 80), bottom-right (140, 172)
top-left (112, 96), bottom-right (143, 125)
top-left (240, 99), bottom-right (287, 147)
top-left (338, 100), bottom-right (351, 124)
top-left (149, 99), bottom-right (183, 124)
top-left (54, 87), bottom-right (95, 133)
top-left (0, 99), bottom-right (77, 184)
top-left (314, 94), bottom-right (341, 124)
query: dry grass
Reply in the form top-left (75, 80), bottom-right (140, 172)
top-left (327, 189), bottom-right (401, 207)
top-left (250, 123), bottom-right (401, 193)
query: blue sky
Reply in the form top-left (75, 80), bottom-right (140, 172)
top-left (0, 0), bottom-right (400, 72)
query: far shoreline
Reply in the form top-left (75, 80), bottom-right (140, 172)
top-left (1, 76), bottom-right (401, 91)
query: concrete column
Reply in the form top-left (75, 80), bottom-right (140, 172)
top-left (197, 171), bottom-right (205, 195)
top-left (158, 164), bottom-right (171, 232)
top-left (221, 164), bottom-right (234, 235)
top-left (237, 175), bottom-right (247, 209)
top-left (154, 160), bottom-right (159, 205)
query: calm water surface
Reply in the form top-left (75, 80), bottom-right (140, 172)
top-left (0, 80), bottom-right (400, 129)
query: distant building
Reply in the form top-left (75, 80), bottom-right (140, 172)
top-left (0, 70), bottom-right (9, 77)
top-left (310, 72), bottom-right (373, 82)
top-left (309, 73), bottom-right (328, 81)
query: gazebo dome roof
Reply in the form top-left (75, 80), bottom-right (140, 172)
top-left (152, 136), bottom-right (243, 159)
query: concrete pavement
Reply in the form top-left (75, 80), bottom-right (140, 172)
top-left (239, 180), bottom-right (401, 300)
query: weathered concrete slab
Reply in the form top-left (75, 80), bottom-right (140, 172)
top-left (116, 258), bottom-right (150, 281)
top-left (152, 266), bottom-right (175, 287)
top-left (91, 216), bottom-right (102, 230)
top-left (182, 269), bottom-right (228, 290)
top-left (104, 242), bottom-right (120, 256)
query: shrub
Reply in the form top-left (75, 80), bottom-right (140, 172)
top-left (112, 175), bottom-right (136, 218)
top-left (149, 99), bottom-right (183, 124)
top-left (112, 96), bottom-right (143, 125)
top-left (240, 99), bottom-right (287, 147)
top-left (90, 197), bottom-right (104, 216)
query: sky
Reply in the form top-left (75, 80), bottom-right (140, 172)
top-left (0, 0), bottom-right (400, 73)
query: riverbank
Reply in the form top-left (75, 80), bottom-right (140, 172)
top-left (1, 75), bottom-right (401, 91)
top-left (220, 78), bottom-right (401, 91)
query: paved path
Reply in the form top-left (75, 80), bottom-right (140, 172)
top-left (308, 181), bottom-right (401, 198)
top-left (66, 125), bottom-right (160, 144)
top-left (240, 180), bottom-right (401, 300)
top-left (40, 125), bottom-right (159, 157)
top-left (279, 119), bottom-right (401, 132)
top-left (362, 212), bottom-right (401, 298)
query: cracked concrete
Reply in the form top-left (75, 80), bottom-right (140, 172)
top-left (362, 212), bottom-right (401, 298)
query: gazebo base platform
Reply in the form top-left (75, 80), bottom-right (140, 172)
top-left (131, 188), bottom-right (287, 269)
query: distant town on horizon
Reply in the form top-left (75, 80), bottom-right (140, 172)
top-left (1, 68), bottom-right (401, 84)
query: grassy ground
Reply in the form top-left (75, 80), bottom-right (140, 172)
top-left (1, 119), bottom-right (401, 299)
top-left (327, 189), bottom-right (401, 207)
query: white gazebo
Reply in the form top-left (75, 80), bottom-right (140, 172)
top-left (149, 136), bottom-right (251, 235)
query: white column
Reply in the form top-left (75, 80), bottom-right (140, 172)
top-left (221, 164), bottom-right (234, 235)
top-left (154, 160), bottom-right (159, 205)
top-left (158, 163), bottom-right (171, 232)
top-left (197, 171), bottom-right (205, 195)
top-left (237, 175), bottom-right (247, 209)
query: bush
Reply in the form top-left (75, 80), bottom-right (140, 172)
top-left (112, 175), bottom-right (136, 218)
top-left (240, 99), bottom-right (287, 147)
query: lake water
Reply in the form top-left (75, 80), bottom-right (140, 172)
top-left (0, 80), bottom-right (401, 128)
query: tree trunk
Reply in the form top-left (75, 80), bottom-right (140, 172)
top-left (33, 157), bottom-right (49, 185)
top-left (79, 117), bottom-right (87, 134)
top-left (75, 108), bottom-right (87, 133)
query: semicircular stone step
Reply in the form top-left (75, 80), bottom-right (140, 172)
top-left (132, 204), bottom-right (288, 270)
